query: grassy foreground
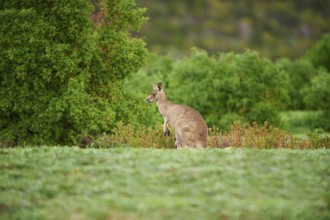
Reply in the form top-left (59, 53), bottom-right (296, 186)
top-left (0, 147), bottom-right (329, 220)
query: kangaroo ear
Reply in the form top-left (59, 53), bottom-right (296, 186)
top-left (153, 84), bottom-right (158, 90)
top-left (157, 82), bottom-right (163, 91)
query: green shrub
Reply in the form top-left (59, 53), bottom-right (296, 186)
top-left (303, 71), bottom-right (330, 131)
top-left (124, 53), bottom-right (175, 94)
top-left (122, 53), bottom-right (177, 129)
top-left (90, 121), bottom-right (329, 149)
top-left (307, 33), bottom-right (330, 71)
top-left (125, 49), bottom-right (290, 130)
top-left (208, 122), bottom-right (297, 149)
top-left (112, 91), bottom-right (162, 128)
top-left (92, 122), bottom-right (175, 148)
top-left (218, 113), bottom-right (246, 130)
top-left (168, 49), bottom-right (289, 129)
top-left (209, 121), bottom-right (330, 149)
top-left (276, 58), bottom-right (317, 110)
top-left (307, 129), bottom-right (330, 149)
top-left (0, 0), bottom-right (148, 145)
top-left (280, 111), bottom-right (320, 133)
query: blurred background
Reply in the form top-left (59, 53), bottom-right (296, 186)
top-left (136, 0), bottom-right (330, 58)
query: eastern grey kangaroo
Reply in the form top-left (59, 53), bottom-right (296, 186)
top-left (146, 83), bottom-right (208, 148)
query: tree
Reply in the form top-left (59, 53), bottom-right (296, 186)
top-left (0, 0), bottom-right (148, 145)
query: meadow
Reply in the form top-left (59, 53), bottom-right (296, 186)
top-left (0, 147), bottom-right (329, 220)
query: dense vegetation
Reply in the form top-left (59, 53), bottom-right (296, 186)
top-left (125, 34), bottom-right (330, 134)
top-left (0, 0), bottom-right (148, 145)
top-left (139, 49), bottom-right (290, 128)
top-left (0, 0), bottom-right (330, 147)
top-left (1, 147), bottom-right (329, 220)
top-left (95, 121), bottom-right (330, 149)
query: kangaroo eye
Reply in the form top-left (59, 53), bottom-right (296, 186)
top-left (152, 93), bottom-right (156, 96)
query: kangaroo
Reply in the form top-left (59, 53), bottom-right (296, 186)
top-left (146, 83), bottom-right (208, 148)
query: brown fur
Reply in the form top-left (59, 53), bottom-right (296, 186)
top-left (146, 83), bottom-right (208, 148)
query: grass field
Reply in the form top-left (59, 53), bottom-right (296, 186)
top-left (0, 147), bottom-right (329, 220)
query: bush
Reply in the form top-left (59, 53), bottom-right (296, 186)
top-left (92, 122), bottom-right (175, 148)
top-left (0, 0), bottom-right (148, 145)
top-left (276, 58), bottom-right (317, 110)
top-left (303, 71), bottom-right (330, 131)
top-left (208, 122), bottom-right (329, 149)
top-left (122, 53), bottom-right (177, 129)
top-left (307, 33), bottom-right (330, 71)
top-left (280, 111), bottom-right (320, 134)
top-left (88, 121), bottom-right (329, 149)
top-left (208, 122), bottom-right (297, 149)
top-left (112, 91), bottom-right (162, 128)
top-left (167, 49), bottom-right (289, 129)
top-left (307, 129), bottom-right (330, 149)
top-left (125, 49), bottom-right (290, 130)
top-left (124, 53), bottom-right (175, 94)
top-left (218, 113), bottom-right (246, 130)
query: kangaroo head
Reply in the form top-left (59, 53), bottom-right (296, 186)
top-left (146, 82), bottom-right (164, 103)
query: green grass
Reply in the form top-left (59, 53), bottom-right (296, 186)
top-left (0, 147), bottom-right (329, 220)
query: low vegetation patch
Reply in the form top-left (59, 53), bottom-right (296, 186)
top-left (209, 121), bottom-right (330, 149)
top-left (87, 121), bottom-right (330, 149)
top-left (0, 147), bottom-right (329, 220)
top-left (91, 122), bottom-right (176, 149)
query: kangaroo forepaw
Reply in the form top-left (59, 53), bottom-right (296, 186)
top-left (164, 129), bottom-right (171, 136)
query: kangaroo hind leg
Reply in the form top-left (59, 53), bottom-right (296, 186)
top-left (175, 130), bottom-right (183, 148)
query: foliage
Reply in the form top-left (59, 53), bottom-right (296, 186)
top-left (96, 0), bottom-right (148, 81)
top-left (208, 122), bottom-right (295, 149)
top-left (87, 121), bottom-right (330, 149)
top-left (0, 147), bottom-right (329, 220)
top-left (125, 49), bottom-right (290, 129)
top-left (124, 53), bottom-right (175, 94)
top-left (307, 129), bottom-right (330, 149)
top-left (307, 33), bottom-right (330, 71)
top-left (0, 0), bottom-right (148, 145)
top-left (276, 58), bottom-right (318, 110)
top-left (136, 0), bottom-right (330, 58)
top-left (124, 32), bottom-right (330, 133)
top-left (297, 33), bottom-right (330, 131)
top-left (122, 54), bottom-right (175, 129)
top-left (168, 49), bottom-right (289, 129)
top-left (1, 0), bottom-right (329, 144)
top-left (93, 122), bottom-right (175, 148)
top-left (280, 111), bottom-right (320, 134)
top-left (209, 121), bottom-right (330, 149)
top-left (303, 71), bottom-right (330, 131)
